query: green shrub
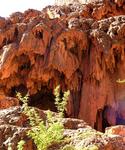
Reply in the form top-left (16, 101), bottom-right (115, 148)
top-left (17, 140), bottom-right (25, 150)
top-left (17, 85), bottom-right (70, 150)
top-left (16, 92), bottom-right (42, 126)
top-left (54, 85), bottom-right (70, 117)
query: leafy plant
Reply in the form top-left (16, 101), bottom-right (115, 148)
top-left (17, 140), bottom-right (25, 150)
top-left (17, 85), bottom-right (70, 150)
top-left (16, 92), bottom-right (42, 126)
top-left (54, 85), bottom-right (70, 117)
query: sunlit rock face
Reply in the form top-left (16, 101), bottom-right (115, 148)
top-left (0, 0), bottom-right (125, 131)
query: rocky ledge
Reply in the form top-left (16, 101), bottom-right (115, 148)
top-left (0, 106), bottom-right (125, 150)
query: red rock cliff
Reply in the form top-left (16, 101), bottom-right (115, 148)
top-left (0, 0), bottom-right (125, 131)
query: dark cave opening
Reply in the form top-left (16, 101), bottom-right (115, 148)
top-left (95, 107), bottom-right (113, 132)
top-left (9, 84), bottom-right (57, 112)
top-left (102, 106), bottom-right (112, 131)
top-left (10, 84), bottom-right (28, 97)
top-left (29, 86), bottom-right (57, 112)
top-left (95, 105), bottom-right (125, 132)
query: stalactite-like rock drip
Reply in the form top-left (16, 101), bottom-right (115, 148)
top-left (0, 1), bottom-right (125, 130)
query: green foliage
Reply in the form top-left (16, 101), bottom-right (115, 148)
top-left (16, 92), bottom-right (42, 126)
top-left (27, 119), bottom-right (64, 150)
top-left (62, 145), bottom-right (76, 150)
top-left (54, 85), bottom-right (70, 117)
top-left (17, 140), bottom-right (25, 150)
top-left (17, 85), bottom-right (70, 150)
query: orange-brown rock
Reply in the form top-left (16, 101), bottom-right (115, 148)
top-left (0, 0), bottom-right (125, 131)
top-left (0, 95), bottom-right (19, 109)
top-left (105, 125), bottom-right (125, 136)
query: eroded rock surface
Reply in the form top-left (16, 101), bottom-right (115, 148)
top-left (0, 106), bottom-right (125, 150)
top-left (0, 0), bottom-right (125, 132)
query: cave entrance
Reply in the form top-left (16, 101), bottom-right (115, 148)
top-left (116, 100), bottom-right (125, 125)
top-left (9, 84), bottom-right (57, 112)
top-left (9, 84), bottom-right (28, 97)
top-left (29, 86), bottom-right (57, 112)
top-left (95, 105), bottom-right (125, 132)
top-left (102, 106), bottom-right (113, 132)
top-left (95, 106), bottom-right (117, 132)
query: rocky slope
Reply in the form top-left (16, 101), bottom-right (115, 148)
top-left (0, 0), bottom-right (125, 133)
top-left (0, 106), bottom-right (125, 150)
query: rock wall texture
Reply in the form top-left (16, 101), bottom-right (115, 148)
top-left (0, 106), bottom-right (125, 150)
top-left (0, 0), bottom-right (125, 130)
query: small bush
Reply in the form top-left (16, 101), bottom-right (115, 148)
top-left (17, 140), bottom-right (25, 150)
top-left (54, 85), bottom-right (70, 117)
top-left (17, 85), bottom-right (70, 150)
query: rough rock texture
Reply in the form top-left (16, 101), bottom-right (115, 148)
top-left (105, 125), bottom-right (125, 136)
top-left (0, 106), bottom-right (91, 149)
top-left (0, 106), bottom-right (125, 150)
top-left (0, 0), bottom-right (125, 131)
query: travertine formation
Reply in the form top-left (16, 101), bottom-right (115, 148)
top-left (0, 106), bottom-right (125, 150)
top-left (0, 0), bottom-right (125, 131)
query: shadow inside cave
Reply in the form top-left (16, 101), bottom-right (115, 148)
top-left (95, 104), bottom-right (125, 132)
top-left (9, 84), bottom-right (57, 112)
top-left (29, 86), bottom-right (57, 112)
